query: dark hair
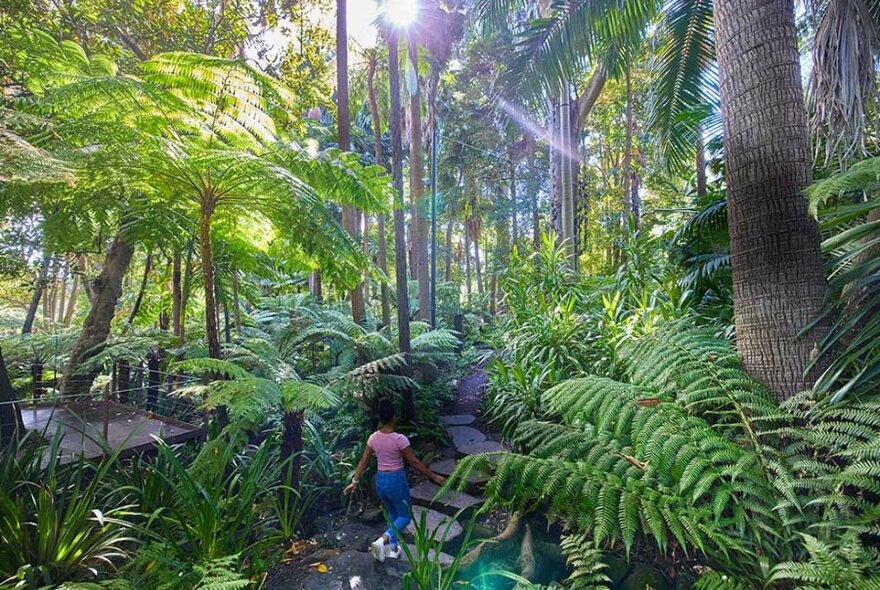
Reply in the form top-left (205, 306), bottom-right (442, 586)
top-left (377, 398), bottom-right (396, 425)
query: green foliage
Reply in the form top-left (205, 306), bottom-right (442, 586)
top-left (191, 555), bottom-right (252, 590)
top-left (401, 508), bottom-right (477, 590)
top-left (0, 432), bottom-right (133, 589)
top-left (132, 438), bottom-right (280, 567)
top-left (805, 157), bottom-right (880, 401)
top-left (452, 322), bottom-right (880, 586)
top-left (771, 532), bottom-right (880, 590)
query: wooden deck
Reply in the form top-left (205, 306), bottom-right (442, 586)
top-left (21, 401), bottom-right (204, 462)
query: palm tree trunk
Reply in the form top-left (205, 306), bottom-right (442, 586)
top-left (337, 0), bottom-right (365, 325)
top-left (60, 234), bottom-right (135, 397)
top-left (407, 33), bottom-right (430, 322)
top-left (696, 125), bottom-right (707, 197)
top-left (199, 202), bottom-right (222, 359)
top-left (22, 256), bottom-right (50, 334)
top-left (367, 55), bottom-right (392, 327)
top-left (714, 0), bottom-right (829, 398)
top-left (388, 26), bottom-right (415, 423)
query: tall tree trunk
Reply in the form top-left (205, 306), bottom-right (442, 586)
top-left (367, 54), bottom-right (392, 327)
top-left (696, 125), bottom-right (707, 197)
top-left (444, 219), bottom-right (454, 282)
top-left (622, 69), bottom-right (635, 225)
top-left (126, 251), bottom-right (152, 330)
top-left (60, 234), bottom-right (135, 397)
top-left (63, 271), bottom-right (79, 326)
top-left (55, 271), bottom-right (67, 323)
top-left (0, 348), bottom-right (24, 447)
top-left (509, 153), bottom-right (518, 247)
top-left (281, 411), bottom-right (304, 491)
top-left (526, 136), bottom-right (540, 251)
top-left (407, 33), bottom-right (431, 322)
top-left (308, 272), bottom-right (323, 301)
top-left (180, 241), bottom-right (195, 345)
top-left (172, 251), bottom-right (183, 338)
top-left (22, 256), bottom-right (50, 334)
top-left (464, 226), bottom-right (472, 296)
top-left (714, 0), bottom-right (828, 398)
top-left (474, 228), bottom-right (483, 295)
top-left (388, 26), bottom-right (415, 423)
top-left (231, 270), bottom-right (242, 336)
top-left (146, 349), bottom-right (160, 412)
top-left (199, 202), bottom-right (222, 359)
top-left (337, 0), bottom-right (365, 325)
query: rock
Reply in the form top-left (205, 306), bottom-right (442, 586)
top-left (456, 440), bottom-right (506, 458)
top-left (440, 414), bottom-right (476, 426)
top-left (399, 548), bottom-right (456, 568)
top-left (405, 506), bottom-right (463, 545)
top-left (410, 480), bottom-right (483, 516)
top-left (429, 458), bottom-right (490, 492)
top-left (358, 507), bottom-right (385, 524)
top-left (621, 564), bottom-right (669, 590)
top-left (447, 425), bottom-right (487, 449)
top-left (601, 552), bottom-right (631, 586)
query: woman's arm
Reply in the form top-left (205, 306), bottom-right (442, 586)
top-left (402, 447), bottom-right (446, 485)
top-left (344, 445), bottom-right (374, 496)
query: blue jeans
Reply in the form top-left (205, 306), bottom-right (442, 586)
top-left (375, 469), bottom-right (412, 546)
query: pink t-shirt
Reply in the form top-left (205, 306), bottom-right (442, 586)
top-left (368, 431), bottom-right (410, 471)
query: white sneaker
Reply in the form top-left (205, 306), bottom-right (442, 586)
top-left (386, 544), bottom-right (402, 559)
top-left (370, 536), bottom-right (386, 562)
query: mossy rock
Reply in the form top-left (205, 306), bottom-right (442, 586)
top-left (601, 552), bottom-right (632, 586)
top-left (620, 564), bottom-right (669, 590)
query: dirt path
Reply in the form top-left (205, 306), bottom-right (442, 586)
top-left (264, 361), bottom-right (498, 589)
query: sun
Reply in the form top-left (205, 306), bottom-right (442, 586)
top-left (383, 0), bottom-right (418, 28)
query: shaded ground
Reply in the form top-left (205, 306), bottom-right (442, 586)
top-left (264, 360), bottom-right (500, 590)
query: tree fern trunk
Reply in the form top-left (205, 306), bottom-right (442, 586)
top-left (199, 203), bottom-right (222, 359)
top-left (714, 0), bottom-right (829, 398)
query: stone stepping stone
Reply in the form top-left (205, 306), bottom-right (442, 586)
top-left (456, 440), bottom-right (506, 458)
top-left (429, 458), bottom-right (490, 492)
top-left (447, 425), bottom-right (486, 449)
top-left (410, 480), bottom-right (483, 516)
top-left (399, 547), bottom-right (455, 567)
top-left (405, 506), bottom-right (463, 545)
top-left (440, 414), bottom-right (476, 426)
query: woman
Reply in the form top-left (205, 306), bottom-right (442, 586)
top-left (344, 398), bottom-right (446, 562)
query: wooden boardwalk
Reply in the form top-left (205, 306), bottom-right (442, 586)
top-left (21, 401), bottom-right (203, 462)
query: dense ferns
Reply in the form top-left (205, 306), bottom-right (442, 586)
top-left (450, 323), bottom-right (880, 588)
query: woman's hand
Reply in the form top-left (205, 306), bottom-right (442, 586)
top-left (430, 473), bottom-right (446, 486)
top-left (343, 481), bottom-right (358, 496)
